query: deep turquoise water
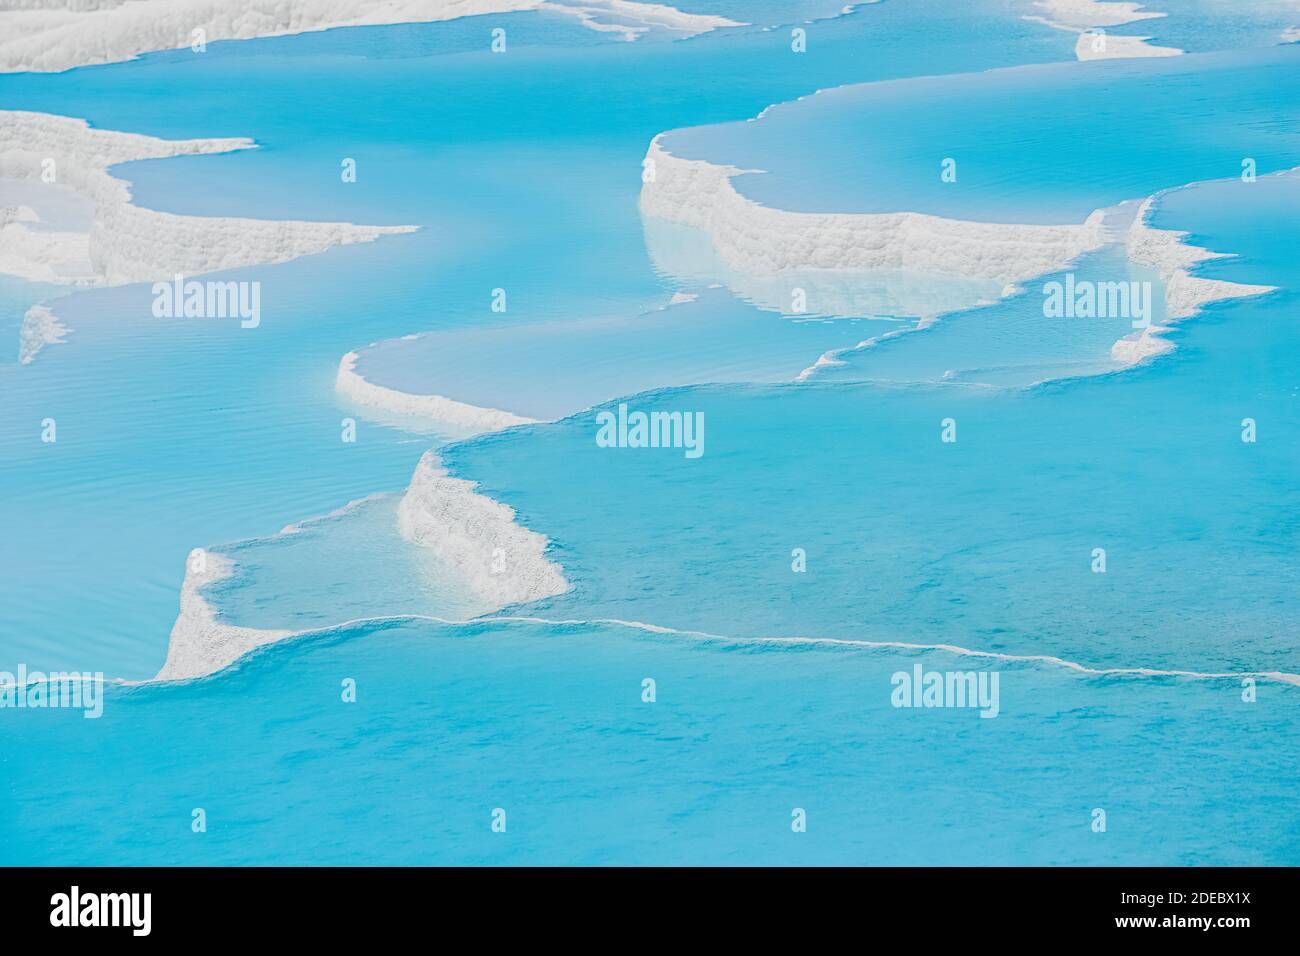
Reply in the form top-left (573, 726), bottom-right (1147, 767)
top-left (1, 2), bottom-right (1296, 865)
top-left (4, 617), bottom-right (1297, 866)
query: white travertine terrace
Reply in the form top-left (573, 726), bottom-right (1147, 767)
top-left (639, 137), bottom-right (1109, 285)
top-left (1, 109), bottom-right (417, 361)
top-left (1023, 0), bottom-right (1183, 60)
top-left (155, 553), bottom-right (293, 682)
top-left (0, 0), bottom-right (741, 74)
top-left (398, 451), bottom-right (570, 609)
top-left (1113, 195), bottom-right (1276, 364)
top-left (641, 135), bottom-right (1278, 371)
top-left (157, 451), bottom-right (569, 681)
top-left (0, 110), bottom-right (416, 287)
top-left (336, 351), bottom-right (538, 435)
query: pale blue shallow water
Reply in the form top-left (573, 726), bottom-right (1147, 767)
top-left (1135, 0), bottom-right (1300, 54)
top-left (660, 45), bottom-right (1300, 223)
top-left (1, 3), bottom-right (1297, 865)
top-left (810, 244), bottom-right (1163, 387)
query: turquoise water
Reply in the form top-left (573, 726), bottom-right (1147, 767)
top-left (811, 244), bottom-right (1162, 387)
top-left (0, 0), bottom-right (1072, 680)
top-left (1136, 0), bottom-right (1300, 54)
top-left (436, 170), bottom-right (1300, 678)
top-left (211, 494), bottom-right (488, 633)
top-left (353, 286), bottom-right (888, 420)
top-left (0, 276), bottom-right (62, 360)
top-left (1, 3), bottom-right (1297, 865)
top-left (662, 45), bottom-right (1300, 223)
top-left (3, 617), bottom-right (1296, 866)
